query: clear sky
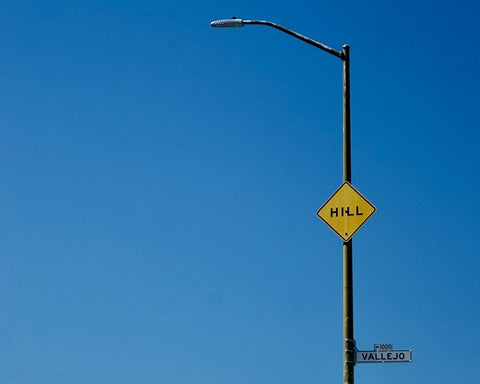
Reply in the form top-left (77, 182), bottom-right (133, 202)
top-left (1, 1), bottom-right (479, 383)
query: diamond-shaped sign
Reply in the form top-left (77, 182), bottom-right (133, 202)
top-left (317, 182), bottom-right (376, 242)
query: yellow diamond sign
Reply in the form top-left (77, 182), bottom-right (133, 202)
top-left (317, 182), bottom-right (376, 242)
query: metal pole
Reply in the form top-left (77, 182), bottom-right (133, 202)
top-left (210, 19), bottom-right (355, 384)
top-left (342, 44), bottom-right (355, 384)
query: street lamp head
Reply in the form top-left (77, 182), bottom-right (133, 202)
top-left (210, 18), bottom-right (244, 28)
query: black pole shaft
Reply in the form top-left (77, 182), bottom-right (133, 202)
top-left (342, 44), bottom-right (355, 384)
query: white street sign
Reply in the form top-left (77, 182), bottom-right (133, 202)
top-left (356, 349), bottom-right (412, 363)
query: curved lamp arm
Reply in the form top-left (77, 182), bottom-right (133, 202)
top-left (211, 18), bottom-right (344, 60)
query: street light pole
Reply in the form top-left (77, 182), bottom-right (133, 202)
top-left (211, 18), bottom-right (355, 384)
top-left (342, 44), bottom-right (355, 384)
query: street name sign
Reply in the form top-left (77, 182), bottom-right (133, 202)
top-left (317, 182), bottom-right (376, 242)
top-left (356, 344), bottom-right (412, 364)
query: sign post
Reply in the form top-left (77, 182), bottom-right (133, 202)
top-left (317, 180), bottom-right (376, 383)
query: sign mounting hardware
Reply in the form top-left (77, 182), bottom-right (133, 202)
top-left (317, 182), bottom-right (376, 242)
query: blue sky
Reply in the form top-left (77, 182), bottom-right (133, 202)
top-left (1, 0), bottom-right (479, 383)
